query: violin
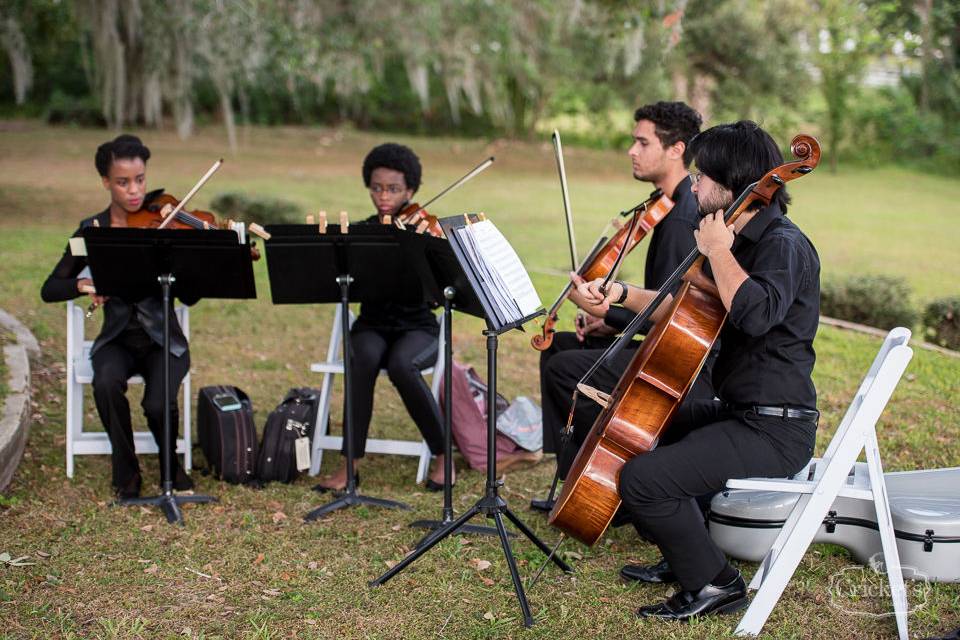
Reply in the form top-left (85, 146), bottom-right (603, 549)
top-left (548, 135), bottom-right (821, 546)
top-left (394, 201), bottom-right (443, 237)
top-left (530, 190), bottom-right (674, 351)
top-left (85, 159), bottom-right (269, 318)
top-left (126, 192), bottom-right (262, 260)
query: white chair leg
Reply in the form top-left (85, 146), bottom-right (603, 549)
top-left (310, 374), bottom-right (334, 476)
top-left (416, 443), bottom-right (431, 484)
top-left (735, 482), bottom-right (845, 636)
top-left (748, 493), bottom-right (811, 591)
top-left (865, 432), bottom-right (909, 640)
top-left (182, 372), bottom-right (192, 472)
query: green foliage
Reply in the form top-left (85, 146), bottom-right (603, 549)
top-left (845, 86), bottom-right (960, 174)
top-left (43, 90), bottom-right (105, 128)
top-left (821, 274), bottom-right (919, 330)
top-left (922, 296), bottom-right (960, 350)
top-left (209, 192), bottom-right (302, 226)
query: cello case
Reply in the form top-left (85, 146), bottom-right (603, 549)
top-left (708, 464), bottom-right (960, 582)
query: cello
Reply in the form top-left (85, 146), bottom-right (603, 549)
top-left (548, 134), bottom-right (821, 546)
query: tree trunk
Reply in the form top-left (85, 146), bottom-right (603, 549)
top-left (1, 16), bottom-right (33, 105)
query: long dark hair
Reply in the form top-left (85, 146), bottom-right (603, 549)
top-left (690, 121), bottom-right (791, 212)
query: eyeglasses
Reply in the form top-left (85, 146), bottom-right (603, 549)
top-left (369, 184), bottom-right (407, 195)
top-left (690, 171), bottom-right (703, 185)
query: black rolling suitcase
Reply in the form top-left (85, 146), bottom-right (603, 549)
top-left (197, 385), bottom-right (258, 485)
top-left (257, 388), bottom-right (321, 484)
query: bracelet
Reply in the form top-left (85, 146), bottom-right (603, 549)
top-left (614, 280), bottom-right (629, 305)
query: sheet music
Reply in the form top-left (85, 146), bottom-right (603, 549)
top-left (468, 220), bottom-right (542, 317)
top-left (455, 226), bottom-right (511, 325)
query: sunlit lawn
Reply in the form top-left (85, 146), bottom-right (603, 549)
top-left (0, 122), bottom-right (957, 639)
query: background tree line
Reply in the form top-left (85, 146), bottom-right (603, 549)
top-left (0, 0), bottom-right (957, 172)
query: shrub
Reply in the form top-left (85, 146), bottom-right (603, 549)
top-left (820, 275), bottom-right (918, 330)
top-left (922, 296), bottom-right (960, 351)
top-left (210, 192), bottom-right (302, 225)
top-left (44, 90), bottom-right (107, 128)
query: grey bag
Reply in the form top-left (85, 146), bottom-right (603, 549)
top-left (496, 396), bottom-right (543, 452)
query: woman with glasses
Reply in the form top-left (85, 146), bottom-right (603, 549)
top-left (314, 143), bottom-right (450, 492)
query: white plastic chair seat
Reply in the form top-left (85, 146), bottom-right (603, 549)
top-left (308, 303), bottom-right (443, 483)
top-left (65, 300), bottom-right (192, 477)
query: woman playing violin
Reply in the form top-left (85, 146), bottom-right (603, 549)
top-left (40, 135), bottom-right (195, 500)
top-left (314, 143), bottom-right (451, 492)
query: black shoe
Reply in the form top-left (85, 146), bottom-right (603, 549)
top-left (529, 498), bottom-right (555, 513)
top-left (621, 558), bottom-right (676, 584)
top-left (115, 474), bottom-right (142, 500)
top-left (424, 478), bottom-right (454, 492)
top-left (173, 467), bottom-right (194, 492)
top-left (312, 472), bottom-right (359, 493)
top-left (636, 573), bottom-right (748, 621)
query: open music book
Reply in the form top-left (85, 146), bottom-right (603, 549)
top-left (445, 216), bottom-right (542, 330)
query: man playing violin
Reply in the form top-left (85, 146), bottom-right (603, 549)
top-left (314, 143), bottom-right (452, 492)
top-left (536, 101), bottom-right (714, 509)
top-left (41, 134), bottom-right (195, 500)
top-left (576, 121), bottom-right (820, 620)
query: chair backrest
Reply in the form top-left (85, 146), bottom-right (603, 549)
top-left (66, 299), bottom-right (190, 357)
top-left (816, 327), bottom-right (911, 471)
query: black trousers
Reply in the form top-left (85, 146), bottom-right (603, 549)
top-left (618, 399), bottom-right (816, 592)
top-left (91, 327), bottom-right (190, 490)
top-left (345, 327), bottom-right (443, 458)
top-left (540, 330), bottom-right (717, 475)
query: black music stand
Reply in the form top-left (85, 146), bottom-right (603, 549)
top-left (400, 231), bottom-right (500, 541)
top-left (370, 216), bottom-right (573, 628)
top-left (264, 223), bottom-right (420, 519)
top-left (82, 227), bottom-right (256, 525)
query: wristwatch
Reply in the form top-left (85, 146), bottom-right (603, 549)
top-left (614, 280), bottom-right (629, 304)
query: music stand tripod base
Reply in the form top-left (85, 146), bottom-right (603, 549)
top-left (370, 330), bottom-right (573, 628)
top-left (116, 492), bottom-right (217, 525)
top-left (407, 287), bottom-right (500, 543)
top-left (304, 274), bottom-right (411, 521)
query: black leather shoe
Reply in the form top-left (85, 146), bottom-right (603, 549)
top-left (312, 472), bottom-right (359, 493)
top-left (530, 497), bottom-right (555, 513)
top-left (115, 474), bottom-right (142, 500)
top-left (424, 478), bottom-right (455, 492)
top-left (636, 574), bottom-right (748, 621)
top-left (620, 558), bottom-right (676, 584)
top-left (173, 467), bottom-right (195, 492)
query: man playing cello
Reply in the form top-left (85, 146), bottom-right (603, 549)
top-left (574, 121), bottom-right (821, 620)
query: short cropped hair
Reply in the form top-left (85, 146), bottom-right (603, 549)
top-left (633, 101), bottom-right (702, 167)
top-left (362, 143), bottom-right (422, 193)
top-left (690, 120), bottom-right (791, 212)
top-left (94, 134), bottom-right (151, 177)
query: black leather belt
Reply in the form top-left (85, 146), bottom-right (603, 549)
top-left (751, 405), bottom-right (819, 423)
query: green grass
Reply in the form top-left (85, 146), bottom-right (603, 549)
top-left (0, 122), bottom-right (957, 639)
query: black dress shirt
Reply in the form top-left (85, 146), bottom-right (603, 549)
top-left (606, 176), bottom-right (700, 331)
top-left (708, 202), bottom-right (820, 410)
top-left (351, 214), bottom-right (439, 334)
top-left (40, 195), bottom-right (191, 357)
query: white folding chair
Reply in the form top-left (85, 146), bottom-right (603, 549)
top-left (308, 303), bottom-right (443, 483)
top-left (728, 327), bottom-right (913, 639)
top-left (64, 300), bottom-right (192, 478)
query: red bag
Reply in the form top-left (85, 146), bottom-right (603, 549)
top-left (439, 360), bottom-right (520, 470)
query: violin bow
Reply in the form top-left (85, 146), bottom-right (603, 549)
top-left (552, 130), bottom-right (579, 271)
top-left (157, 158), bottom-right (224, 229)
top-left (400, 156), bottom-right (495, 220)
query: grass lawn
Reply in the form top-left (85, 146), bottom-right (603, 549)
top-left (0, 122), bottom-right (958, 639)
